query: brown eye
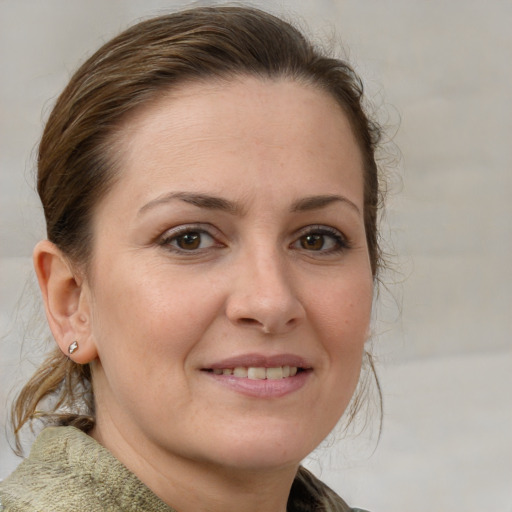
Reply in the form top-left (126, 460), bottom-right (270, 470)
top-left (175, 232), bottom-right (202, 250)
top-left (292, 226), bottom-right (349, 254)
top-left (161, 228), bottom-right (218, 252)
top-left (300, 234), bottom-right (325, 251)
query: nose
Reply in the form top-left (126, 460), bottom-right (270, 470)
top-left (225, 249), bottom-right (305, 336)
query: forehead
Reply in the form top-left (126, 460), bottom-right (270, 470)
top-left (107, 76), bottom-right (364, 209)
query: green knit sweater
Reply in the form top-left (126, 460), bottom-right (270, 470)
top-left (0, 427), bottom-right (368, 512)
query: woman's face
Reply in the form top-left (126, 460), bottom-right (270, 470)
top-left (84, 77), bottom-right (373, 474)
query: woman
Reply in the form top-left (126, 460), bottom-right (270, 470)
top-left (0, 6), bottom-right (382, 512)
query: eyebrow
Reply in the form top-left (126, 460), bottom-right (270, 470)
top-left (138, 192), bottom-right (243, 216)
top-left (138, 192), bottom-right (361, 217)
top-left (290, 195), bottom-right (361, 215)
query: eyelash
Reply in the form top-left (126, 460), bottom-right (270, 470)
top-left (292, 225), bottom-right (351, 255)
top-left (158, 224), bottom-right (221, 253)
top-left (158, 224), bottom-right (350, 255)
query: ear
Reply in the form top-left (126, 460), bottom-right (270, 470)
top-left (33, 240), bottom-right (98, 364)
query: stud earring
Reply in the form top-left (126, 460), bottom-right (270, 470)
top-left (68, 341), bottom-right (79, 355)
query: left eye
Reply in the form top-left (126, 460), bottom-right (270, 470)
top-left (162, 230), bottom-right (217, 251)
top-left (292, 227), bottom-right (347, 253)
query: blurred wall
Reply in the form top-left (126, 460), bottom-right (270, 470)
top-left (1, 1), bottom-right (511, 510)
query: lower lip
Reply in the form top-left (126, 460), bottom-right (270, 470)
top-left (203, 370), bottom-right (311, 398)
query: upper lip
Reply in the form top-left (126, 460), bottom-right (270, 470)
top-left (203, 353), bottom-right (312, 370)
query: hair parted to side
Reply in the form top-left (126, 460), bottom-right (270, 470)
top-left (12, 5), bottom-right (384, 455)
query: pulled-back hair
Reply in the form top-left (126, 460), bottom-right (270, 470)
top-left (12, 5), bottom-right (383, 454)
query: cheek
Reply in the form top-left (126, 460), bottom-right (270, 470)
top-left (87, 262), bottom-right (223, 374)
top-left (301, 275), bottom-right (373, 439)
top-left (310, 273), bottom-right (373, 379)
top-left (314, 277), bottom-right (373, 339)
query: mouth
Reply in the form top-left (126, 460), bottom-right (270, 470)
top-left (203, 365), bottom-right (304, 380)
top-left (201, 354), bottom-right (312, 397)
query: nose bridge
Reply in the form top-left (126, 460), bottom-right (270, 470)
top-left (251, 244), bottom-right (290, 300)
top-left (226, 241), bottom-right (304, 334)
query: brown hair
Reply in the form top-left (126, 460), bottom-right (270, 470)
top-left (12, 6), bottom-right (383, 454)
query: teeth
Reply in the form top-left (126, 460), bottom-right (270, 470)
top-left (212, 366), bottom-right (299, 379)
top-left (247, 367), bottom-right (266, 380)
top-left (266, 367), bottom-right (283, 380)
top-left (233, 367), bottom-right (248, 377)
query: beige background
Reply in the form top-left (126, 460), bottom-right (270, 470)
top-left (1, 1), bottom-right (511, 510)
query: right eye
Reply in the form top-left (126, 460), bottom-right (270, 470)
top-left (159, 226), bottom-right (219, 253)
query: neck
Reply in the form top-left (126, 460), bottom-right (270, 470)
top-left (91, 420), bottom-right (298, 512)
top-left (152, 458), bottom-right (297, 512)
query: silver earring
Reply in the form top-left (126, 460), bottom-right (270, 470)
top-left (68, 341), bottom-right (79, 355)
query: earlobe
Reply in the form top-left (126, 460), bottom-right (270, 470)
top-left (33, 240), bottom-right (98, 364)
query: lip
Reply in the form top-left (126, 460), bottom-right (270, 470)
top-left (201, 353), bottom-right (313, 398)
top-left (204, 353), bottom-right (312, 370)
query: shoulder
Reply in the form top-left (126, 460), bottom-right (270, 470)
top-left (0, 426), bottom-right (173, 512)
top-left (0, 427), bottom-right (105, 511)
top-left (289, 466), bottom-right (372, 512)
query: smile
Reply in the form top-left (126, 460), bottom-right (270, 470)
top-left (202, 354), bottom-right (312, 397)
top-left (207, 366), bottom-right (299, 380)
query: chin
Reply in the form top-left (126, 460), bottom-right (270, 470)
top-left (212, 447), bottom-right (304, 473)
top-left (200, 421), bottom-right (324, 473)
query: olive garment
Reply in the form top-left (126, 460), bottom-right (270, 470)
top-left (0, 426), bottom-right (370, 512)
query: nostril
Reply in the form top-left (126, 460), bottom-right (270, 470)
top-left (239, 318), bottom-right (260, 327)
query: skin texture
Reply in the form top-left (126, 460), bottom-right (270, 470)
top-left (34, 77), bottom-right (373, 512)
